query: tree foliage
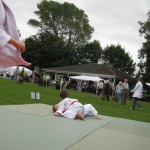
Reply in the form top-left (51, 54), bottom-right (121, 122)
top-left (23, 34), bottom-right (102, 68)
top-left (138, 11), bottom-right (150, 82)
top-left (77, 40), bottom-right (102, 64)
top-left (102, 44), bottom-right (135, 76)
top-left (28, 0), bottom-right (94, 48)
top-left (23, 33), bottom-right (64, 68)
top-left (24, 0), bottom-right (96, 68)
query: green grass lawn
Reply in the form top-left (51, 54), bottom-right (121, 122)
top-left (0, 78), bottom-right (150, 123)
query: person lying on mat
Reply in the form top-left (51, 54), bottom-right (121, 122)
top-left (52, 90), bottom-right (101, 120)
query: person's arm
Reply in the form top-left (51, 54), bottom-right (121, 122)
top-left (54, 112), bottom-right (61, 116)
top-left (131, 83), bottom-right (139, 93)
top-left (0, 29), bottom-right (25, 53)
top-left (8, 38), bottom-right (25, 53)
top-left (54, 100), bottom-right (66, 116)
top-left (0, 29), bottom-right (11, 47)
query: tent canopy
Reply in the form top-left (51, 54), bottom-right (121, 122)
top-left (2, 66), bottom-right (32, 76)
top-left (146, 83), bottom-right (150, 87)
top-left (69, 75), bottom-right (104, 82)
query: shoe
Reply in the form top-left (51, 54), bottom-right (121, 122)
top-left (140, 106), bottom-right (143, 111)
top-left (130, 108), bottom-right (133, 110)
top-left (130, 108), bottom-right (135, 110)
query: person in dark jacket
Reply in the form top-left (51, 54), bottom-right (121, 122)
top-left (104, 80), bottom-right (110, 101)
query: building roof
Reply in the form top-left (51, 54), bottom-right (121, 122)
top-left (43, 63), bottom-right (136, 83)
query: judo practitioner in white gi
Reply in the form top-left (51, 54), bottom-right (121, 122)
top-left (0, 0), bottom-right (30, 68)
top-left (53, 90), bottom-right (84, 120)
top-left (52, 91), bottom-right (101, 120)
top-left (83, 104), bottom-right (101, 119)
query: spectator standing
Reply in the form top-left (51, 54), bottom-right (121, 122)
top-left (122, 79), bottom-right (129, 105)
top-left (60, 77), bottom-right (64, 91)
top-left (43, 73), bottom-right (47, 87)
top-left (130, 78), bottom-right (143, 110)
top-left (109, 79), bottom-right (115, 96)
top-left (104, 80), bottom-right (110, 101)
top-left (77, 80), bottom-right (82, 92)
top-left (19, 68), bottom-right (25, 84)
top-left (13, 66), bottom-right (19, 82)
top-left (97, 80), bottom-right (104, 97)
top-left (46, 73), bottom-right (50, 86)
top-left (116, 81), bottom-right (123, 104)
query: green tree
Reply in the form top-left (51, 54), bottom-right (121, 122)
top-left (102, 44), bottom-right (135, 76)
top-left (25, 0), bottom-right (94, 67)
top-left (23, 32), bottom-right (65, 68)
top-left (28, 0), bottom-right (94, 49)
top-left (138, 11), bottom-right (150, 82)
top-left (77, 40), bottom-right (102, 64)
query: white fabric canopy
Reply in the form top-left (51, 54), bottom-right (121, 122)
top-left (146, 83), bottom-right (150, 87)
top-left (1, 66), bottom-right (32, 76)
top-left (69, 75), bottom-right (104, 82)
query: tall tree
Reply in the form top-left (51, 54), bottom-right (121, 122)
top-left (28, 0), bottom-right (94, 49)
top-left (23, 32), bottom-right (65, 68)
top-left (24, 0), bottom-right (94, 68)
top-left (138, 11), bottom-right (150, 82)
top-left (77, 40), bottom-right (102, 64)
top-left (102, 44), bottom-right (135, 76)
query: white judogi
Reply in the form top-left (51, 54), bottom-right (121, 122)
top-left (0, 0), bottom-right (30, 68)
top-left (56, 98), bottom-right (84, 119)
top-left (83, 104), bottom-right (98, 117)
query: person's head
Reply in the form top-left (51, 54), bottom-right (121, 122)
top-left (52, 104), bottom-right (58, 112)
top-left (124, 79), bottom-right (128, 83)
top-left (59, 90), bottom-right (68, 100)
top-left (106, 80), bottom-right (109, 83)
top-left (119, 81), bottom-right (122, 85)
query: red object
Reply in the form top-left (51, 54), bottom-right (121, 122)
top-left (62, 100), bottom-right (78, 113)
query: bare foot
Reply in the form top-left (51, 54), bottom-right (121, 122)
top-left (75, 112), bottom-right (84, 120)
top-left (96, 115), bottom-right (101, 119)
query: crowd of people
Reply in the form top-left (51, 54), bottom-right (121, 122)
top-left (8, 66), bottom-right (27, 84)
top-left (96, 78), bottom-right (143, 110)
top-left (3, 69), bottom-right (144, 111)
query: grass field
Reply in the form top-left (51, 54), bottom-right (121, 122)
top-left (0, 78), bottom-right (150, 123)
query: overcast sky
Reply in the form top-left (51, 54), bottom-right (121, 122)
top-left (5, 0), bottom-right (150, 63)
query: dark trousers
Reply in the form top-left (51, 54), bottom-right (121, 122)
top-left (122, 89), bottom-right (128, 104)
top-left (105, 92), bottom-right (109, 101)
top-left (132, 97), bottom-right (142, 109)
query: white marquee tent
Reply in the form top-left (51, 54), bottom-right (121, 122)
top-left (69, 75), bottom-right (104, 82)
top-left (0, 66), bottom-right (32, 76)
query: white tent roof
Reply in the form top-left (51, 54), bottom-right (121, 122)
top-left (69, 75), bottom-right (104, 82)
top-left (4, 66), bottom-right (32, 76)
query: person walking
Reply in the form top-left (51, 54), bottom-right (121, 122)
top-left (130, 78), bottom-right (143, 110)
